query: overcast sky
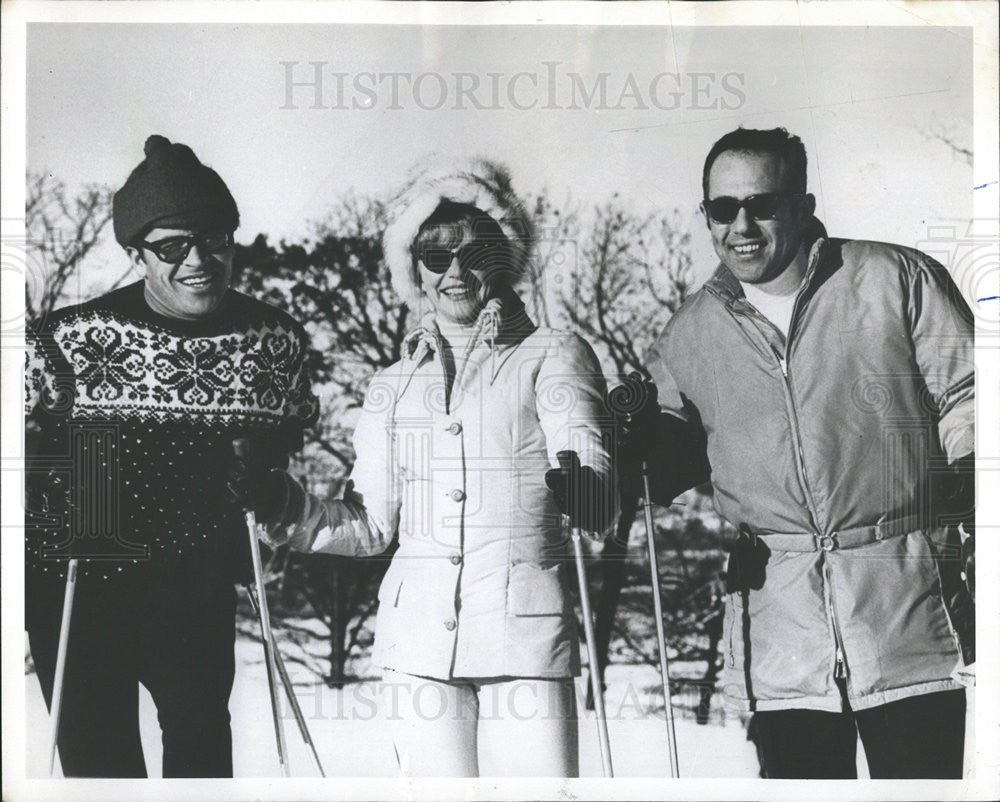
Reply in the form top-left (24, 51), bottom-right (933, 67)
top-left (26, 22), bottom-right (973, 286)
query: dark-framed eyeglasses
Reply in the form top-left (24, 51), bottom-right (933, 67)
top-left (417, 240), bottom-right (504, 275)
top-left (138, 232), bottom-right (234, 264)
top-left (702, 193), bottom-right (803, 225)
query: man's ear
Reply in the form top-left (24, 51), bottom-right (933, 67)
top-left (799, 193), bottom-right (817, 222)
top-left (125, 246), bottom-right (148, 278)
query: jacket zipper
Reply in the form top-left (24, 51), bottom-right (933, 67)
top-left (823, 559), bottom-right (848, 680)
top-left (781, 258), bottom-right (851, 686)
top-left (729, 305), bottom-right (822, 529)
top-left (729, 249), bottom-right (850, 685)
top-left (763, 315), bottom-right (850, 683)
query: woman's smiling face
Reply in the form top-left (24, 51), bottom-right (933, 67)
top-left (415, 205), bottom-right (512, 325)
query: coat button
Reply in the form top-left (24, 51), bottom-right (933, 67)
top-left (444, 618), bottom-right (457, 631)
top-left (447, 422), bottom-right (462, 435)
top-left (449, 489), bottom-right (466, 502)
top-left (450, 553), bottom-right (462, 565)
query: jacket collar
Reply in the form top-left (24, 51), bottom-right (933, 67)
top-left (401, 289), bottom-right (535, 365)
top-left (399, 288), bottom-right (537, 393)
top-left (704, 217), bottom-right (830, 307)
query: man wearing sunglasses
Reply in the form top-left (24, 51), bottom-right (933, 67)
top-left (624, 127), bottom-right (974, 778)
top-left (25, 135), bottom-right (317, 777)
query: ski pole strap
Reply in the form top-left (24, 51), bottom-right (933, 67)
top-left (749, 514), bottom-right (923, 553)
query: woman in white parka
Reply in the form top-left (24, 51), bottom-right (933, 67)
top-left (237, 159), bottom-right (617, 776)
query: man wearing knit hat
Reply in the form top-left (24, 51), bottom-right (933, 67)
top-left (25, 135), bottom-right (317, 777)
top-left (112, 134), bottom-right (241, 320)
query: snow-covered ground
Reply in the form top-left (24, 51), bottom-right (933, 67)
top-left (25, 632), bottom-right (975, 779)
top-left (26, 632), bottom-right (761, 779)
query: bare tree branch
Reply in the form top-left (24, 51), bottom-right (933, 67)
top-left (25, 172), bottom-right (114, 326)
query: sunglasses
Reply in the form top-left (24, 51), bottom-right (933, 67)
top-left (702, 193), bottom-right (802, 225)
top-left (139, 232), bottom-right (234, 264)
top-left (417, 241), bottom-right (503, 274)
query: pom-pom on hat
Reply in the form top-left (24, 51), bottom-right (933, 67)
top-left (383, 157), bottom-right (535, 308)
top-left (112, 135), bottom-right (239, 247)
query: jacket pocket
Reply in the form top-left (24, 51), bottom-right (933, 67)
top-left (507, 561), bottom-right (568, 616)
top-left (920, 528), bottom-right (975, 663)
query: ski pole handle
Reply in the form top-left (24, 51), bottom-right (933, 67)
top-left (231, 437), bottom-right (257, 517)
top-left (555, 450), bottom-right (593, 536)
top-left (556, 451), bottom-right (575, 470)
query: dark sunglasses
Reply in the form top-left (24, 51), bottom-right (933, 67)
top-left (417, 241), bottom-right (503, 274)
top-left (702, 193), bottom-right (803, 225)
top-left (138, 232), bottom-right (233, 264)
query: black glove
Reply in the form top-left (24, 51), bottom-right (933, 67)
top-left (226, 439), bottom-right (296, 527)
top-left (606, 371), bottom-right (660, 464)
top-left (937, 453), bottom-right (975, 600)
top-left (545, 450), bottom-right (610, 534)
top-left (725, 525), bottom-right (771, 594)
top-left (949, 527), bottom-right (976, 663)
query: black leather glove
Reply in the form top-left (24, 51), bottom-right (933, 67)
top-left (606, 371), bottom-right (660, 464)
top-left (545, 450), bottom-right (610, 535)
top-left (725, 524), bottom-right (771, 593)
top-left (226, 439), bottom-right (297, 527)
top-left (949, 528), bottom-right (975, 664)
top-left (938, 453), bottom-right (975, 600)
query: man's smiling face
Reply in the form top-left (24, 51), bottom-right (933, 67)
top-left (703, 150), bottom-right (813, 285)
top-left (129, 227), bottom-right (234, 320)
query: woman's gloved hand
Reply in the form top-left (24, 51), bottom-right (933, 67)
top-left (545, 450), bottom-right (611, 535)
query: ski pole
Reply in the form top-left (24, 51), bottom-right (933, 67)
top-left (246, 586), bottom-right (326, 777)
top-left (572, 528), bottom-right (614, 777)
top-left (46, 557), bottom-right (78, 777)
top-left (639, 458), bottom-right (680, 778)
top-left (558, 451), bottom-right (614, 778)
top-left (613, 371), bottom-right (680, 777)
top-left (233, 438), bottom-right (290, 778)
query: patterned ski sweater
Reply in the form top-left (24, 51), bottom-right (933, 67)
top-left (25, 281), bottom-right (318, 588)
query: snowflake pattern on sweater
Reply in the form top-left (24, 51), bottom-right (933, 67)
top-left (26, 314), bottom-right (315, 423)
top-left (25, 281), bottom-right (318, 588)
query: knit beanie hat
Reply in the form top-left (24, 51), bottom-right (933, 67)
top-left (383, 157), bottom-right (535, 309)
top-left (112, 135), bottom-right (239, 246)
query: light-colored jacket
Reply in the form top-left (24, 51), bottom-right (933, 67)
top-left (284, 297), bottom-right (616, 679)
top-left (646, 223), bottom-right (974, 712)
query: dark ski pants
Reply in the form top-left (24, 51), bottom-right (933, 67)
top-left (28, 569), bottom-right (236, 778)
top-left (749, 685), bottom-right (967, 779)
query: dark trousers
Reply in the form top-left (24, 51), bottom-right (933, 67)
top-left (749, 686), bottom-right (967, 779)
top-left (28, 568), bottom-right (237, 778)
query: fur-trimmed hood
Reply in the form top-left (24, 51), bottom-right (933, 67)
top-left (382, 157), bottom-right (535, 309)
